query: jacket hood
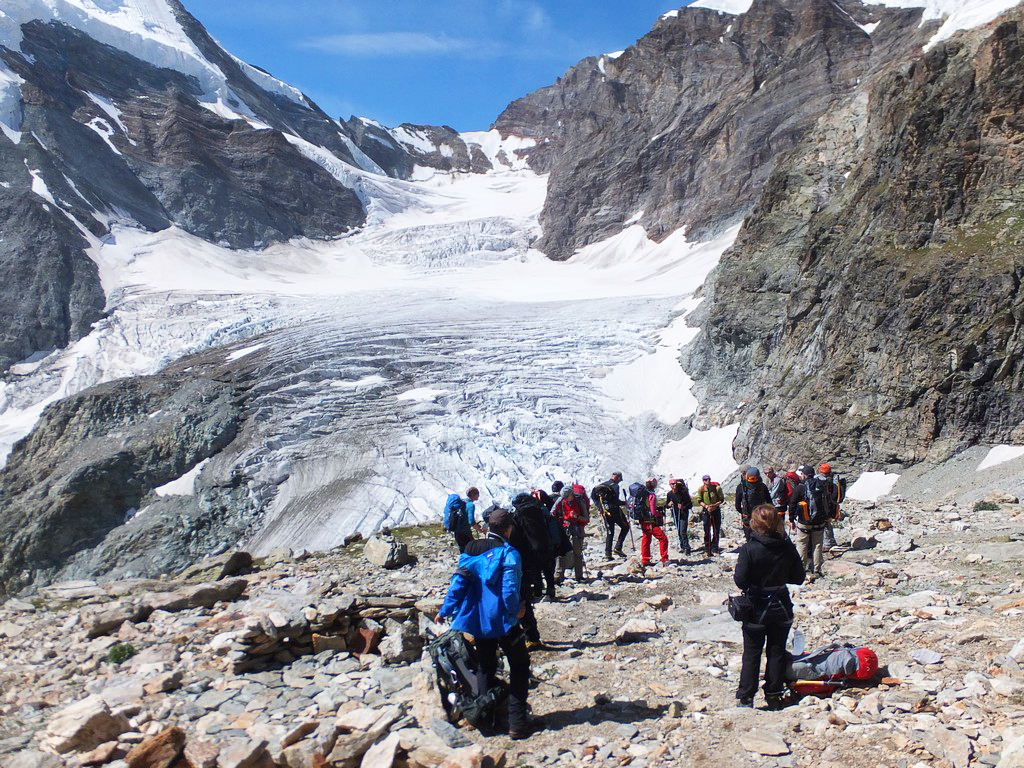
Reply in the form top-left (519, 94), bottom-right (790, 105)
top-left (460, 542), bottom-right (509, 589)
top-left (750, 532), bottom-right (788, 549)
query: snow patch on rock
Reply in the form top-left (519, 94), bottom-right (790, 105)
top-left (978, 445), bottom-right (1024, 471)
top-left (656, 425), bottom-right (740, 490)
top-left (846, 471), bottom-right (900, 501)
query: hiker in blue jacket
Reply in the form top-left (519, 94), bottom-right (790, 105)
top-left (438, 507), bottom-right (544, 739)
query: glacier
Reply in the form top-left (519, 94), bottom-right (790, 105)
top-left (0, 165), bottom-right (740, 555)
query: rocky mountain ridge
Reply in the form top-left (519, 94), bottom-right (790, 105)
top-left (493, 0), bottom-right (936, 260)
top-left (685, 7), bottom-right (1024, 470)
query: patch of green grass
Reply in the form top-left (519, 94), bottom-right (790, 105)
top-left (973, 500), bottom-right (1000, 512)
top-left (106, 643), bottom-right (137, 665)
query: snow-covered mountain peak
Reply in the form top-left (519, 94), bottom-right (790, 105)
top-left (0, 0), bottom-right (310, 134)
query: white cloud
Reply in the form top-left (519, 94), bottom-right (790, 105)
top-left (300, 31), bottom-right (490, 57)
top-left (497, 0), bottom-right (552, 34)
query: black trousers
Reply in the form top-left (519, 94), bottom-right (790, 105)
top-left (454, 528), bottom-right (473, 553)
top-left (603, 508), bottom-right (630, 555)
top-left (519, 569), bottom-right (541, 642)
top-left (737, 621), bottom-right (791, 700)
top-left (541, 557), bottom-right (556, 597)
top-left (476, 626), bottom-right (530, 730)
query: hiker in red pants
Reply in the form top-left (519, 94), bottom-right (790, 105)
top-left (639, 477), bottom-right (669, 566)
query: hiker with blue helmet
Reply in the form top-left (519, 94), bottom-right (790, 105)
top-left (438, 507), bottom-right (544, 739)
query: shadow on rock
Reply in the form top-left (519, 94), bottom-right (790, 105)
top-left (540, 699), bottom-right (668, 732)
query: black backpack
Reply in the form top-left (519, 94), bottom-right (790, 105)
top-left (510, 493), bottom-right (553, 562)
top-left (428, 630), bottom-right (507, 731)
top-left (627, 482), bottom-right (651, 523)
top-left (590, 482), bottom-right (617, 516)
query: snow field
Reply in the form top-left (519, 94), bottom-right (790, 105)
top-left (977, 445), bottom-right (1024, 471)
top-left (846, 471), bottom-right (901, 501)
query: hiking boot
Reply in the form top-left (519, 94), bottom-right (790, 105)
top-left (605, 551), bottom-right (613, 560)
top-left (765, 693), bottom-right (788, 711)
top-left (613, 548), bottom-right (625, 557)
top-left (510, 716), bottom-right (546, 740)
top-left (737, 696), bottom-right (754, 708)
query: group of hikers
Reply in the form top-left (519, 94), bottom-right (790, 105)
top-left (434, 463), bottom-right (847, 738)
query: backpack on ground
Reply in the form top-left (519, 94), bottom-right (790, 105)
top-left (428, 629), bottom-right (507, 730)
top-left (443, 494), bottom-right (468, 533)
top-left (786, 643), bottom-right (878, 695)
top-left (627, 482), bottom-right (651, 523)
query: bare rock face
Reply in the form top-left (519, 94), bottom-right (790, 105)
top-left (341, 119), bottom-right (493, 179)
top-left (0, 371), bottom-right (242, 596)
top-left (494, 0), bottom-right (935, 260)
top-left (686, 12), bottom-right (1024, 469)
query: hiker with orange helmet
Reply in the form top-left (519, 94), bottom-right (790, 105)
top-left (735, 467), bottom-right (772, 543)
top-left (818, 463), bottom-right (840, 552)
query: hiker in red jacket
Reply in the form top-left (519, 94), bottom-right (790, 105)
top-left (552, 486), bottom-right (589, 582)
top-left (639, 477), bottom-right (669, 567)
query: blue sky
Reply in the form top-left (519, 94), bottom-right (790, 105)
top-left (185, 0), bottom-right (687, 131)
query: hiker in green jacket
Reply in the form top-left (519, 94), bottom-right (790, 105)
top-left (697, 475), bottom-right (725, 557)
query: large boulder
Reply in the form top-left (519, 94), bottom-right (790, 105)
top-left (363, 535), bottom-right (411, 569)
top-left (39, 696), bottom-right (130, 754)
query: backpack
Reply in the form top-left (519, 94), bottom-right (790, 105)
top-left (443, 494), bottom-right (468, 532)
top-left (627, 482), bottom-right (651, 523)
top-left (571, 485), bottom-right (591, 524)
top-left (700, 482), bottom-right (723, 506)
top-left (510, 493), bottom-right (552, 561)
top-left (787, 643), bottom-right (879, 695)
top-left (530, 488), bottom-right (553, 512)
top-left (737, 481), bottom-right (769, 516)
top-left (799, 477), bottom-right (834, 527)
top-left (774, 476), bottom-right (794, 508)
top-left (428, 629), bottom-right (507, 730)
top-left (591, 483), bottom-right (617, 518)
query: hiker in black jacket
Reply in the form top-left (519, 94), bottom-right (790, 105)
top-left (735, 466), bottom-right (772, 542)
top-left (734, 504), bottom-right (806, 710)
top-left (592, 471), bottom-right (630, 559)
top-left (665, 478), bottom-right (693, 555)
top-left (506, 494), bottom-right (552, 648)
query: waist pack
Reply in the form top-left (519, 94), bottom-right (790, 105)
top-left (428, 630), bottom-right (508, 731)
top-left (727, 589), bottom-right (792, 625)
